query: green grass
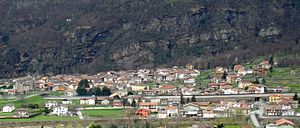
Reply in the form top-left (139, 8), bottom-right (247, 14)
top-left (297, 107), bottom-right (300, 113)
top-left (0, 112), bottom-right (15, 116)
top-left (264, 67), bottom-right (300, 92)
top-left (81, 109), bottom-right (124, 118)
top-left (224, 125), bottom-right (241, 128)
top-left (0, 115), bottom-right (79, 122)
top-left (0, 95), bottom-right (46, 108)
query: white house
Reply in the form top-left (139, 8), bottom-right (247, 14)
top-left (182, 103), bottom-right (202, 117)
top-left (62, 99), bottom-right (72, 105)
top-left (52, 105), bottom-right (69, 116)
top-left (183, 78), bottom-right (195, 84)
top-left (80, 98), bottom-right (95, 105)
top-left (45, 101), bottom-right (58, 109)
top-left (2, 104), bottom-right (15, 112)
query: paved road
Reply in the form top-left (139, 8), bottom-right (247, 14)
top-left (44, 93), bottom-right (295, 100)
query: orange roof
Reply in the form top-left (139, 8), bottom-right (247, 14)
top-left (166, 106), bottom-right (177, 110)
top-left (270, 94), bottom-right (282, 97)
top-left (275, 118), bottom-right (294, 126)
top-left (139, 102), bottom-right (158, 106)
top-left (160, 85), bottom-right (176, 89)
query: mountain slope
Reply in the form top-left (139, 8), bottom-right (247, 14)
top-left (0, 0), bottom-right (300, 77)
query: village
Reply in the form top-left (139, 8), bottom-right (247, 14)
top-left (0, 59), bottom-right (300, 128)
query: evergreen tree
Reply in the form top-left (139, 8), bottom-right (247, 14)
top-left (131, 99), bottom-right (137, 108)
top-left (102, 86), bottom-right (112, 96)
top-left (127, 91), bottom-right (134, 95)
top-left (269, 56), bottom-right (274, 65)
top-left (293, 93), bottom-right (298, 101)
top-left (191, 95), bottom-right (196, 102)
top-left (89, 87), bottom-right (102, 96)
top-left (76, 86), bottom-right (87, 96)
top-left (76, 79), bottom-right (89, 96)
top-left (180, 95), bottom-right (185, 104)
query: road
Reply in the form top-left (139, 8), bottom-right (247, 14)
top-left (43, 93), bottom-right (295, 100)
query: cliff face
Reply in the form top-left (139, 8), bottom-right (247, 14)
top-left (0, 0), bottom-right (300, 77)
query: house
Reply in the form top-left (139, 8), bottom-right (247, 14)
top-left (183, 78), bottom-right (195, 84)
top-left (266, 118), bottom-right (295, 128)
top-left (80, 98), bottom-right (95, 105)
top-left (139, 102), bottom-right (158, 113)
top-left (247, 84), bottom-right (266, 94)
top-left (264, 105), bottom-right (282, 116)
top-left (112, 99), bottom-right (122, 107)
top-left (202, 108), bottom-right (216, 118)
top-left (213, 106), bottom-right (229, 118)
top-left (208, 83), bottom-right (227, 90)
top-left (158, 109), bottom-right (168, 118)
top-left (158, 105), bottom-right (179, 118)
top-left (233, 65), bottom-right (244, 72)
top-left (15, 108), bottom-right (29, 118)
top-left (52, 105), bottom-right (69, 116)
top-left (226, 74), bottom-right (241, 84)
top-left (2, 104), bottom-right (15, 112)
top-left (253, 67), bottom-right (268, 76)
top-left (62, 99), bottom-right (72, 105)
top-left (165, 106), bottom-right (178, 117)
top-left (45, 101), bottom-right (58, 109)
top-left (269, 94), bottom-right (283, 103)
top-left (159, 85), bottom-right (177, 95)
top-left (131, 85), bottom-right (147, 91)
top-left (181, 103), bottom-right (202, 117)
top-left (215, 66), bottom-right (225, 78)
top-left (238, 80), bottom-right (253, 89)
top-left (260, 61), bottom-right (272, 69)
top-left (142, 90), bottom-right (158, 96)
top-left (101, 99), bottom-right (110, 106)
top-left (135, 108), bottom-right (150, 117)
top-left (192, 102), bottom-right (211, 110)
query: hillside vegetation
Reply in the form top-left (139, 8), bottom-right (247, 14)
top-left (0, 0), bottom-right (300, 78)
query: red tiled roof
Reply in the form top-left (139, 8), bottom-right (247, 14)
top-left (160, 85), bottom-right (176, 89)
top-left (275, 118), bottom-right (294, 126)
top-left (139, 102), bottom-right (158, 106)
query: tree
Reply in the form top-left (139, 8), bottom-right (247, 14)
top-left (89, 87), bottom-right (102, 96)
top-left (269, 66), bottom-right (273, 73)
top-left (180, 95), bottom-right (185, 104)
top-left (293, 93), bottom-right (298, 101)
top-left (88, 123), bottom-right (102, 128)
top-left (78, 79), bottom-right (90, 88)
top-left (102, 86), bottom-right (112, 96)
top-left (131, 99), bottom-right (137, 107)
top-left (127, 91), bottom-right (134, 95)
top-left (76, 86), bottom-right (87, 96)
top-left (186, 98), bottom-right (190, 103)
top-left (269, 56), bottom-right (274, 65)
top-left (76, 79), bottom-right (90, 96)
top-left (191, 95), bottom-right (196, 102)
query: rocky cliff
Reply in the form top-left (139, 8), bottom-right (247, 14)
top-left (0, 0), bottom-right (300, 77)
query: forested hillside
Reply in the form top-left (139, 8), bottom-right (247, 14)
top-left (0, 0), bottom-right (300, 78)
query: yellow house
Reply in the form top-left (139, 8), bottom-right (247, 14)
top-left (269, 94), bottom-right (282, 103)
top-left (131, 85), bottom-right (147, 91)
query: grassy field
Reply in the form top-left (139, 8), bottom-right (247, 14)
top-left (0, 115), bottom-right (79, 122)
top-left (0, 112), bottom-right (15, 116)
top-left (224, 125), bottom-right (241, 128)
top-left (81, 109), bottom-right (124, 118)
top-left (0, 95), bottom-right (47, 108)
